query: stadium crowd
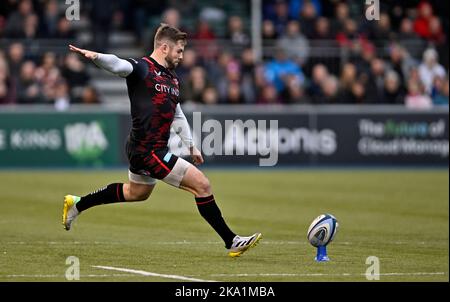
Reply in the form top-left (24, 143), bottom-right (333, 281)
top-left (0, 0), bottom-right (448, 108)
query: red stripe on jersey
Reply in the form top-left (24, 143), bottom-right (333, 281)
top-left (142, 57), bottom-right (152, 65)
top-left (151, 151), bottom-right (171, 173)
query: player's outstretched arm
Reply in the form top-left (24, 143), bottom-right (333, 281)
top-left (68, 44), bottom-right (98, 60)
top-left (68, 44), bottom-right (133, 77)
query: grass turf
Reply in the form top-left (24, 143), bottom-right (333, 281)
top-left (0, 169), bottom-right (448, 282)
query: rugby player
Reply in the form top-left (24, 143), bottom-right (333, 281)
top-left (63, 24), bottom-right (261, 257)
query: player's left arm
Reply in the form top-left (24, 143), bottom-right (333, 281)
top-left (172, 104), bottom-right (204, 165)
top-left (68, 44), bottom-right (134, 77)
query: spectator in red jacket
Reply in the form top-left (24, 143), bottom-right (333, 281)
top-left (413, 2), bottom-right (434, 39)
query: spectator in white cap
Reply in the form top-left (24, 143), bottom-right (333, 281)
top-left (418, 48), bottom-right (446, 95)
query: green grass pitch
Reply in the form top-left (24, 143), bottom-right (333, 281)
top-left (0, 169), bottom-right (448, 282)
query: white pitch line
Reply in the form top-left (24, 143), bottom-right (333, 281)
top-left (0, 274), bottom-right (134, 278)
top-left (4, 240), bottom-right (437, 245)
top-left (93, 265), bottom-right (217, 282)
top-left (2, 271), bottom-right (445, 280)
top-left (3, 241), bottom-right (122, 245)
top-left (210, 272), bottom-right (447, 277)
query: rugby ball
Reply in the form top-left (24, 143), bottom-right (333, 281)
top-left (307, 214), bottom-right (338, 247)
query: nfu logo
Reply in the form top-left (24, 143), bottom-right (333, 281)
top-left (365, 0), bottom-right (380, 21)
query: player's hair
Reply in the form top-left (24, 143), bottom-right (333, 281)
top-left (154, 23), bottom-right (187, 49)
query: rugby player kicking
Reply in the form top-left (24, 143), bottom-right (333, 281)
top-left (63, 24), bottom-right (261, 257)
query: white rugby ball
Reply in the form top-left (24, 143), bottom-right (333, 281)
top-left (307, 214), bottom-right (338, 247)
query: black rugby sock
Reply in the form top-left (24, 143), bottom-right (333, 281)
top-left (75, 183), bottom-right (125, 212)
top-left (195, 195), bottom-right (236, 248)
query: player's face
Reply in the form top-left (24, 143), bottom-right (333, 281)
top-left (165, 41), bottom-right (185, 69)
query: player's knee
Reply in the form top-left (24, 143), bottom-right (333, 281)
top-left (127, 185), bottom-right (151, 201)
top-left (195, 176), bottom-right (211, 196)
top-left (133, 190), bottom-right (150, 201)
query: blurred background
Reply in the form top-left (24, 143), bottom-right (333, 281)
top-left (0, 0), bottom-right (448, 167)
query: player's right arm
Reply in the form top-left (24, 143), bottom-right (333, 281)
top-left (68, 44), bottom-right (133, 78)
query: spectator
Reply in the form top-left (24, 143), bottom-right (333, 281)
top-left (4, 0), bottom-right (34, 38)
top-left (269, 0), bottom-right (291, 36)
top-left (90, 0), bottom-right (114, 52)
top-left (226, 16), bottom-right (250, 50)
top-left (130, 0), bottom-right (165, 47)
top-left (335, 18), bottom-right (361, 49)
top-left (225, 82), bottom-right (245, 104)
top-left (81, 86), bottom-right (101, 105)
top-left (27, 13), bottom-right (40, 38)
top-left (365, 58), bottom-right (386, 103)
top-left (156, 8), bottom-right (190, 48)
top-left (353, 42), bottom-right (376, 77)
top-left (319, 75), bottom-right (341, 104)
top-left (407, 66), bottom-right (421, 84)
top-left (54, 17), bottom-right (75, 39)
top-left (7, 42), bottom-right (25, 80)
top-left (418, 48), bottom-right (446, 95)
top-left (333, 2), bottom-right (350, 33)
top-left (0, 79), bottom-right (13, 104)
top-left (240, 48), bottom-right (257, 103)
top-left (276, 20), bottom-right (310, 66)
top-left (312, 17), bottom-right (334, 40)
top-left (201, 86), bottom-right (219, 104)
top-left (349, 81), bottom-right (366, 104)
top-left (262, 19), bottom-right (278, 59)
top-left (0, 0), bottom-right (17, 22)
top-left (254, 63), bottom-right (269, 95)
top-left (339, 62), bottom-right (357, 100)
top-left (177, 48), bottom-right (197, 84)
top-left (0, 53), bottom-right (15, 104)
top-left (167, 0), bottom-right (197, 16)
top-left (54, 80), bottom-right (70, 111)
top-left (388, 43), bottom-right (417, 89)
top-left (398, 18), bottom-right (418, 41)
top-left (413, 1), bottom-right (434, 40)
top-left (192, 19), bottom-right (218, 61)
top-left (428, 16), bottom-right (446, 45)
top-left (264, 48), bottom-right (305, 93)
top-left (162, 7), bottom-right (181, 28)
top-left (217, 60), bottom-right (241, 102)
top-left (370, 13), bottom-right (393, 48)
top-left (42, 0), bottom-right (60, 37)
top-left (397, 18), bottom-right (426, 58)
top-left (199, 6), bottom-right (226, 25)
top-left (35, 52), bottom-right (64, 103)
top-left (307, 63), bottom-right (329, 101)
top-left (182, 66), bottom-right (209, 103)
top-left (383, 70), bottom-right (406, 104)
top-left (207, 51), bottom-right (233, 88)
top-left (15, 61), bottom-right (42, 104)
top-left (431, 76), bottom-right (449, 106)
top-left (299, 1), bottom-right (318, 38)
top-left (257, 84), bottom-right (281, 104)
top-left (282, 74), bottom-right (309, 103)
top-left (405, 79), bottom-right (432, 109)
top-left (61, 53), bottom-right (91, 102)
top-left (289, 0), bottom-right (322, 19)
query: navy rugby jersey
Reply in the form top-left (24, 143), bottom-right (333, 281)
top-left (125, 57), bottom-right (180, 153)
